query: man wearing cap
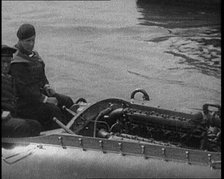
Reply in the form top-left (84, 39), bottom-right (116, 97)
top-left (10, 24), bottom-right (74, 130)
top-left (2, 45), bottom-right (41, 137)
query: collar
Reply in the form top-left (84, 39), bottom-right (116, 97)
top-left (15, 43), bottom-right (33, 57)
top-left (2, 73), bottom-right (11, 78)
top-left (28, 52), bottom-right (35, 58)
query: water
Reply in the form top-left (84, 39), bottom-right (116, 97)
top-left (2, 0), bottom-right (221, 112)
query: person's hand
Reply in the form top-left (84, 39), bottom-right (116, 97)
top-left (46, 97), bottom-right (58, 106)
top-left (45, 87), bottom-right (56, 97)
top-left (2, 111), bottom-right (11, 121)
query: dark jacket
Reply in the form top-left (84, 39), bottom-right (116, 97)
top-left (1, 74), bottom-right (17, 115)
top-left (10, 50), bottom-right (49, 109)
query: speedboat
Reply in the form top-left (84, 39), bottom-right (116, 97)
top-left (2, 89), bottom-right (221, 178)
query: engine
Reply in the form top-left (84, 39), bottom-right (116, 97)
top-left (93, 106), bottom-right (221, 152)
top-left (72, 98), bottom-right (221, 153)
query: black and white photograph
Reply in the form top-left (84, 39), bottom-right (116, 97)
top-left (2, 0), bottom-right (221, 178)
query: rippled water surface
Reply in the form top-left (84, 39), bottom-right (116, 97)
top-left (2, 0), bottom-right (221, 111)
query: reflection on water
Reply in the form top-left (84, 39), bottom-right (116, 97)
top-left (136, 0), bottom-right (221, 28)
top-left (136, 0), bottom-right (221, 78)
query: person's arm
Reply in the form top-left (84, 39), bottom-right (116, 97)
top-left (40, 61), bottom-right (56, 96)
top-left (33, 51), bottom-right (49, 88)
top-left (41, 61), bottom-right (50, 87)
top-left (10, 63), bottom-right (47, 104)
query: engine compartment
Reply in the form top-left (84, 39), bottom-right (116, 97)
top-left (70, 98), bottom-right (221, 152)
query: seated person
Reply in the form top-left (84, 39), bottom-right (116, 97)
top-left (2, 110), bottom-right (41, 138)
top-left (2, 45), bottom-right (41, 137)
top-left (10, 24), bottom-right (75, 130)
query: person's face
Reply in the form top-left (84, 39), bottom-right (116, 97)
top-left (1, 56), bottom-right (11, 74)
top-left (20, 35), bottom-right (35, 52)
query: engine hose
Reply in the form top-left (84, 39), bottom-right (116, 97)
top-left (93, 105), bottom-right (115, 137)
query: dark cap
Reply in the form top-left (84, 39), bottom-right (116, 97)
top-left (17, 23), bottom-right (36, 40)
top-left (2, 45), bottom-right (17, 57)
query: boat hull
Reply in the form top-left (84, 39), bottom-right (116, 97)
top-left (2, 141), bottom-right (221, 179)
